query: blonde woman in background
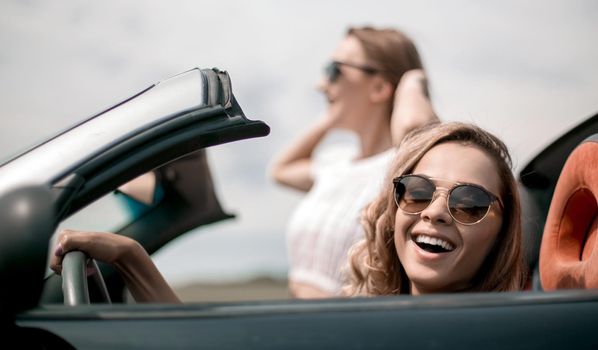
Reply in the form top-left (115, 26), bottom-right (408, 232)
top-left (270, 26), bottom-right (438, 298)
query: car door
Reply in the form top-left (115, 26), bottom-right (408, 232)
top-left (16, 290), bottom-right (598, 349)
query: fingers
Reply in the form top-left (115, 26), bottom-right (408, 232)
top-left (54, 229), bottom-right (83, 256)
top-left (49, 229), bottom-right (96, 275)
top-left (50, 229), bottom-right (75, 275)
top-left (86, 260), bottom-right (97, 277)
top-left (395, 69), bottom-right (427, 97)
top-left (399, 68), bottom-right (425, 81)
top-left (50, 242), bottom-right (64, 275)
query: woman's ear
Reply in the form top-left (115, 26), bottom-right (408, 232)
top-left (369, 77), bottom-right (394, 104)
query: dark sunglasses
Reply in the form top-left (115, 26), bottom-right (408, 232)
top-left (324, 61), bottom-right (379, 83)
top-left (393, 174), bottom-right (503, 225)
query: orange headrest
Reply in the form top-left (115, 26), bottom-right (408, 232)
top-left (539, 136), bottom-right (598, 290)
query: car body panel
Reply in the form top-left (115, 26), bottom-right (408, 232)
top-left (18, 290), bottom-right (598, 349)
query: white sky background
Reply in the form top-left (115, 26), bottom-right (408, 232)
top-left (1, 1), bottom-right (597, 286)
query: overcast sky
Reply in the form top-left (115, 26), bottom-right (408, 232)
top-left (1, 0), bottom-right (597, 285)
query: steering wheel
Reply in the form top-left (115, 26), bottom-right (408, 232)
top-left (61, 251), bottom-right (112, 305)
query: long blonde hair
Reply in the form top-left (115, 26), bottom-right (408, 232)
top-left (346, 122), bottom-right (527, 295)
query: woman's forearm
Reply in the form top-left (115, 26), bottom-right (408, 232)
top-left (115, 241), bottom-right (181, 303)
top-left (391, 70), bottom-right (439, 146)
top-left (269, 118), bottom-right (333, 191)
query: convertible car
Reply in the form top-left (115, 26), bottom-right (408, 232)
top-left (1, 68), bottom-right (597, 349)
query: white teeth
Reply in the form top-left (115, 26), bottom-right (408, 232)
top-left (414, 235), bottom-right (455, 251)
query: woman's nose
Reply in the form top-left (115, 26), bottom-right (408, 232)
top-left (420, 192), bottom-right (453, 225)
top-left (316, 76), bottom-right (328, 92)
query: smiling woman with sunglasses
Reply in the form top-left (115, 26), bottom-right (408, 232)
top-left (346, 122), bottom-right (528, 295)
top-left (270, 26), bottom-right (438, 299)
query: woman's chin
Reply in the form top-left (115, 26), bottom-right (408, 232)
top-left (404, 265), bottom-right (453, 294)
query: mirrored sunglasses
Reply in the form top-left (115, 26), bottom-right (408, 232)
top-left (393, 174), bottom-right (503, 225)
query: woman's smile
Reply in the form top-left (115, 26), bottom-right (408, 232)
top-left (411, 232), bottom-right (456, 254)
top-left (394, 141), bottom-right (503, 294)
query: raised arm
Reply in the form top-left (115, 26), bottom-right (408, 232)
top-left (390, 69), bottom-right (439, 146)
top-left (269, 117), bottom-right (334, 192)
top-left (51, 229), bottom-right (181, 303)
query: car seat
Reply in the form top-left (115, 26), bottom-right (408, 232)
top-left (539, 134), bottom-right (598, 290)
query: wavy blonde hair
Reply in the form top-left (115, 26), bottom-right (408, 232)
top-left (346, 122), bottom-right (527, 295)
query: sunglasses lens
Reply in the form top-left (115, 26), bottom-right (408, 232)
top-left (396, 176), bottom-right (435, 213)
top-left (324, 62), bottom-right (340, 82)
top-left (449, 185), bottom-right (493, 224)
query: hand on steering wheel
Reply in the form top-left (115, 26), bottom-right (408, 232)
top-left (61, 251), bottom-right (111, 305)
